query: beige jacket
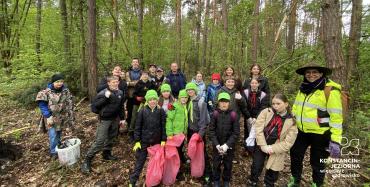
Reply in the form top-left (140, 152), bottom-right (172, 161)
top-left (255, 108), bottom-right (298, 171)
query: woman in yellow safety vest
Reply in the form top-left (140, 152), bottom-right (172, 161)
top-left (287, 63), bottom-right (343, 187)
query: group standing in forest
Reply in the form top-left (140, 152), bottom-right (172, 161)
top-left (36, 58), bottom-right (344, 187)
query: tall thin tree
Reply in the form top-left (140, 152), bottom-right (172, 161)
top-left (36, 0), bottom-right (42, 65)
top-left (87, 0), bottom-right (98, 99)
top-left (347, 0), bottom-right (362, 81)
top-left (251, 0), bottom-right (260, 64)
top-left (175, 0), bottom-right (181, 67)
top-left (60, 0), bottom-right (71, 64)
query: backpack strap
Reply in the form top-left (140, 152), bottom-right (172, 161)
top-left (324, 86), bottom-right (332, 102)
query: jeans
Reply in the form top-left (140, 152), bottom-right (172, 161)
top-left (48, 127), bottom-right (62, 155)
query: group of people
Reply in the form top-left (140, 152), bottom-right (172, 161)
top-left (36, 58), bottom-right (344, 187)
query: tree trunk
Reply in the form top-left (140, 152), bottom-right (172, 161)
top-left (287, 0), bottom-right (297, 53)
top-left (60, 0), bottom-right (71, 65)
top-left (175, 0), bottom-right (181, 67)
top-left (221, 0), bottom-right (228, 61)
top-left (321, 0), bottom-right (347, 89)
top-left (138, 0), bottom-right (144, 64)
top-left (251, 0), bottom-right (259, 64)
top-left (347, 0), bottom-right (362, 81)
top-left (87, 0), bottom-right (98, 100)
top-left (79, 0), bottom-right (87, 90)
top-left (36, 0), bottom-right (42, 65)
top-left (195, 0), bottom-right (202, 65)
top-left (202, 0), bottom-right (210, 68)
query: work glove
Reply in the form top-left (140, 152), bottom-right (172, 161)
top-left (161, 141), bottom-right (166, 147)
top-left (46, 116), bottom-right (54, 128)
top-left (167, 136), bottom-right (173, 139)
top-left (216, 145), bottom-right (223, 154)
top-left (235, 92), bottom-right (242, 100)
top-left (327, 141), bottom-right (341, 158)
top-left (221, 144), bottom-right (229, 153)
top-left (247, 118), bottom-right (253, 124)
top-left (133, 142), bottom-right (141, 152)
top-left (208, 101), bottom-right (213, 106)
top-left (105, 90), bottom-right (111, 98)
top-left (261, 145), bottom-right (273, 154)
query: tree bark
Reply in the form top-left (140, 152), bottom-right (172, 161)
top-left (347, 0), bottom-right (362, 81)
top-left (202, 0), bottom-right (210, 68)
top-left (60, 0), bottom-right (71, 65)
top-left (287, 0), bottom-right (297, 53)
top-left (195, 0), bottom-right (202, 65)
top-left (36, 0), bottom-right (42, 65)
top-left (321, 0), bottom-right (347, 89)
top-left (87, 0), bottom-right (98, 100)
top-left (221, 0), bottom-right (228, 60)
top-left (138, 0), bottom-right (144, 64)
top-left (79, 0), bottom-right (87, 90)
top-left (175, 0), bottom-right (181, 67)
top-left (251, 0), bottom-right (259, 64)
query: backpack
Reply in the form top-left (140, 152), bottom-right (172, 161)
top-left (212, 110), bottom-right (237, 123)
top-left (90, 102), bottom-right (101, 114)
top-left (324, 86), bottom-right (349, 119)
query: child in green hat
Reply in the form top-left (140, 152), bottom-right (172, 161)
top-left (158, 83), bottom-right (175, 113)
top-left (129, 89), bottom-right (167, 186)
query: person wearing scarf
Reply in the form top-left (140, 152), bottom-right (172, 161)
top-left (288, 63), bottom-right (343, 187)
top-left (247, 94), bottom-right (297, 187)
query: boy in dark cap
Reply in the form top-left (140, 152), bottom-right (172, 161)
top-left (36, 73), bottom-right (74, 159)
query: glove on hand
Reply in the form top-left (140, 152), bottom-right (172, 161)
top-left (105, 90), bottom-right (111, 98)
top-left (327, 141), bottom-right (341, 158)
top-left (133, 142), bottom-right (141, 151)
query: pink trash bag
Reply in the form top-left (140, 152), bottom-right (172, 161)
top-left (145, 144), bottom-right (165, 187)
top-left (162, 134), bottom-right (185, 185)
top-left (187, 133), bottom-right (205, 178)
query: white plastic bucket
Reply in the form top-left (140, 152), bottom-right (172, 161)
top-left (56, 138), bottom-right (81, 166)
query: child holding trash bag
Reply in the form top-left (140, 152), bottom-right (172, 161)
top-left (129, 90), bottom-right (167, 187)
top-left (165, 89), bottom-right (189, 180)
top-left (209, 92), bottom-right (240, 187)
top-left (247, 93), bottom-right (298, 187)
top-left (242, 78), bottom-right (269, 150)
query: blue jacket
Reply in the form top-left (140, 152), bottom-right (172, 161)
top-left (192, 79), bottom-right (206, 101)
top-left (206, 83), bottom-right (221, 112)
top-left (165, 71), bottom-right (187, 97)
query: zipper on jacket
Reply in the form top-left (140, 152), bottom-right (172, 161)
top-left (300, 95), bottom-right (308, 131)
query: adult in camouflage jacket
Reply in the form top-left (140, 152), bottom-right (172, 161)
top-left (36, 73), bottom-right (74, 159)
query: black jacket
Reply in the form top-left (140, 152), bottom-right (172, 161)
top-left (243, 76), bottom-right (270, 97)
top-left (134, 105), bottom-right (167, 145)
top-left (133, 80), bottom-right (156, 105)
top-left (93, 88), bottom-right (125, 120)
top-left (96, 77), bottom-right (127, 102)
top-left (242, 89), bottom-right (269, 118)
top-left (216, 86), bottom-right (250, 119)
top-left (208, 109), bottom-right (240, 147)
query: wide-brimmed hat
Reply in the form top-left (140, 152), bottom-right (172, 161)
top-left (296, 62), bottom-right (332, 76)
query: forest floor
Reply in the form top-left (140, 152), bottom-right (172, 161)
top-left (0, 96), bottom-right (368, 187)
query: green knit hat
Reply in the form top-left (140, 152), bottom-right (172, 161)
top-left (185, 82), bottom-right (198, 93)
top-left (218, 92), bottom-right (231, 101)
top-left (178, 89), bottom-right (188, 98)
top-left (145, 90), bottom-right (159, 101)
top-left (160, 83), bottom-right (171, 93)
